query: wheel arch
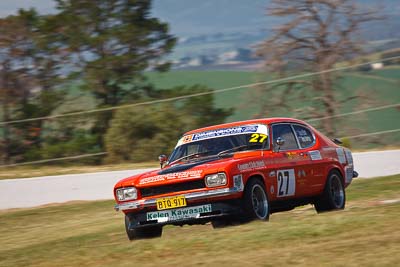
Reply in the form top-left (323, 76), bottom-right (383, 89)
top-left (326, 165), bottom-right (345, 185)
top-left (243, 173), bottom-right (268, 196)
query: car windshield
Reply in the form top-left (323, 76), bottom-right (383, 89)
top-left (168, 124), bottom-right (269, 164)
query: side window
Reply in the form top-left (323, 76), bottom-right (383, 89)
top-left (292, 125), bottom-right (315, 148)
top-left (272, 124), bottom-right (299, 151)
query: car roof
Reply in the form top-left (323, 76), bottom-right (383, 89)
top-left (184, 117), bottom-right (309, 135)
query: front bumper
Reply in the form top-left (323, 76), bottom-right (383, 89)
top-left (126, 201), bottom-right (242, 229)
top-left (114, 187), bottom-right (242, 211)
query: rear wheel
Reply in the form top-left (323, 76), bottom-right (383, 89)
top-left (242, 179), bottom-right (270, 221)
top-left (125, 215), bottom-right (162, 240)
top-left (314, 171), bottom-right (346, 213)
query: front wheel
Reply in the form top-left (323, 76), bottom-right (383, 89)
top-left (242, 179), bottom-right (270, 221)
top-left (314, 171), bottom-right (346, 213)
top-left (125, 215), bottom-right (162, 240)
top-left (211, 219), bottom-right (231, 229)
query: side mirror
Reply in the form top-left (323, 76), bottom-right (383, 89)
top-left (332, 138), bottom-right (343, 145)
top-left (158, 154), bottom-right (167, 169)
top-left (276, 137), bottom-right (285, 152)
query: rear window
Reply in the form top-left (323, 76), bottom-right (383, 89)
top-left (292, 124), bottom-right (315, 148)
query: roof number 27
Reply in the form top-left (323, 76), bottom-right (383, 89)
top-left (249, 133), bottom-right (267, 143)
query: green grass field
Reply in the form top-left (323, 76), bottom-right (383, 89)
top-left (0, 175), bottom-right (399, 267)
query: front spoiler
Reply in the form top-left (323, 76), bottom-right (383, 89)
top-left (126, 201), bottom-right (241, 229)
top-left (114, 187), bottom-right (242, 211)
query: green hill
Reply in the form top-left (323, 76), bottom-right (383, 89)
top-left (146, 68), bottom-right (400, 148)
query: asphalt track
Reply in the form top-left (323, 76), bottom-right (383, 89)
top-left (0, 150), bottom-right (399, 210)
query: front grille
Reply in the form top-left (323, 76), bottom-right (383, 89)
top-left (140, 180), bottom-right (206, 197)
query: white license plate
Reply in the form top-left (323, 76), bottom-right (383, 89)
top-left (146, 204), bottom-right (212, 222)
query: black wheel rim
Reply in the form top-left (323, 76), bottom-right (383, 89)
top-left (330, 175), bottom-right (344, 208)
top-left (251, 184), bottom-right (268, 219)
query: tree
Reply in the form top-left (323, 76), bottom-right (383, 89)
top-left (105, 85), bottom-right (233, 162)
top-left (105, 104), bottom-right (182, 162)
top-left (0, 9), bottom-right (65, 164)
top-left (159, 85), bottom-right (234, 130)
top-left (256, 0), bottom-right (378, 136)
top-left (53, 0), bottom-right (176, 136)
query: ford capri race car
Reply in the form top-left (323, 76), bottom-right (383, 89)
top-left (114, 118), bottom-right (358, 240)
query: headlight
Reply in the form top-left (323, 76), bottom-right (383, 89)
top-left (205, 173), bottom-right (227, 187)
top-left (116, 187), bottom-right (137, 201)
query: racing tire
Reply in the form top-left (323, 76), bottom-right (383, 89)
top-left (242, 179), bottom-right (270, 221)
top-left (125, 215), bottom-right (162, 240)
top-left (211, 219), bottom-right (231, 229)
top-left (314, 170), bottom-right (346, 213)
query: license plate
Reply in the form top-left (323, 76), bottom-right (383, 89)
top-left (156, 195), bottom-right (187, 210)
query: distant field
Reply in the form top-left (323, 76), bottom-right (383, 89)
top-left (146, 69), bottom-right (400, 121)
top-left (146, 68), bottom-right (400, 148)
top-left (0, 175), bottom-right (399, 267)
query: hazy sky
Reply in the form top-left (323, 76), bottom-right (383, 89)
top-left (0, 0), bottom-right (55, 17)
top-left (0, 0), bottom-right (269, 36)
top-left (1, 0), bottom-right (397, 37)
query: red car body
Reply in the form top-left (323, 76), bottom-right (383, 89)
top-left (114, 118), bottom-right (357, 240)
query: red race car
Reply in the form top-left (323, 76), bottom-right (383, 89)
top-left (114, 118), bottom-right (357, 240)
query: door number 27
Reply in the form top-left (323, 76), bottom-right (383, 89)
top-left (277, 169), bottom-right (296, 197)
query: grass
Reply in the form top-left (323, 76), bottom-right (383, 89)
top-left (0, 174), bottom-right (399, 267)
top-left (0, 162), bottom-right (158, 180)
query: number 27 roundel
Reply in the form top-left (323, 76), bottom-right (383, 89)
top-left (277, 169), bottom-right (296, 197)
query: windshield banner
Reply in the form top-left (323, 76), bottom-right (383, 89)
top-left (176, 124), bottom-right (268, 147)
top-left (193, 126), bottom-right (258, 141)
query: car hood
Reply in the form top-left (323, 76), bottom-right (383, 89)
top-left (114, 151), bottom-right (265, 188)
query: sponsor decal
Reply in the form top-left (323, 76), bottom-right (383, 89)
top-left (297, 169), bottom-right (306, 178)
top-left (336, 148), bottom-right (346, 164)
top-left (192, 125), bottom-right (259, 141)
top-left (269, 171), bottom-right (276, 177)
top-left (285, 152), bottom-right (297, 159)
top-left (146, 204), bottom-right (212, 222)
top-left (345, 166), bottom-right (353, 184)
top-left (344, 149), bottom-right (353, 165)
top-left (309, 150), bottom-right (322, 160)
top-left (233, 174), bottom-right (244, 191)
top-left (270, 185), bottom-right (275, 194)
top-left (182, 135), bottom-right (193, 144)
top-left (139, 170), bottom-right (203, 185)
top-left (237, 160), bottom-right (266, 172)
top-left (296, 129), bottom-right (308, 136)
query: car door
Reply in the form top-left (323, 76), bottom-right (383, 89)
top-left (291, 123), bottom-right (320, 196)
top-left (271, 123), bottom-right (311, 199)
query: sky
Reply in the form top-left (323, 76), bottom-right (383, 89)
top-left (1, 0), bottom-right (398, 38)
top-left (0, 0), bottom-right (269, 36)
top-left (0, 0), bottom-right (55, 17)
